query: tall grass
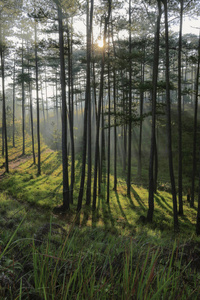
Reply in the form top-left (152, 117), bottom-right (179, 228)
top-left (1, 220), bottom-right (200, 299)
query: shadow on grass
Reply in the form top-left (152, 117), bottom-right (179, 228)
top-left (41, 152), bottom-right (54, 164)
top-left (115, 191), bottom-right (130, 225)
top-left (156, 192), bottom-right (173, 210)
top-left (130, 186), bottom-right (145, 210)
top-left (154, 194), bottom-right (173, 216)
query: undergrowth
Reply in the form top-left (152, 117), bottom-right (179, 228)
top-left (1, 111), bottom-right (200, 298)
top-left (1, 214), bottom-right (200, 299)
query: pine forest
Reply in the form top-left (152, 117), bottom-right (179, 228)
top-left (1, 0), bottom-right (200, 298)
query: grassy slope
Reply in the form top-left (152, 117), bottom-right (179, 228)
top-left (0, 134), bottom-right (197, 237)
top-left (1, 109), bottom-right (200, 298)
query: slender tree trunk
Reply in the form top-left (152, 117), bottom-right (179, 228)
top-left (138, 55), bottom-right (144, 179)
top-left (21, 37), bottom-right (25, 156)
top-left (77, 0), bottom-right (94, 211)
top-left (30, 83), bottom-right (36, 165)
top-left (191, 40), bottom-right (200, 208)
top-left (111, 16), bottom-right (117, 190)
top-left (147, 0), bottom-right (161, 222)
top-left (57, 4), bottom-right (70, 210)
top-left (107, 32), bottom-right (111, 204)
top-left (123, 90), bottom-right (127, 173)
top-left (93, 0), bottom-right (111, 210)
top-left (154, 136), bottom-right (158, 193)
top-left (55, 72), bottom-right (59, 131)
top-left (34, 20), bottom-right (41, 175)
top-left (195, 36), bottom-right (200, 234)
top-left (12, 55), bottom-right (16, 148)
top-left (0, 31), bottom-right (8, 173)
top-left (67, 24), bottom-right (75, 204)
top-left (127, 0), bottom-right (132, 197)
top-left (99, 99), bottom-right (106, 194)
top-left (178, 0), bottom-right (183, 214)
top-left (2, 105), bottom-right (4, 157)
top-left (113, 70), bottom-right (117, 190)
top-left (28, 54), bottom-right (36, 164)
top-left (41, 83), bottom-right (46, 124)
top-left (86, 0), bottom-right (94, 206)
top-left (45, 66), bottom-right (49, 122)
top-left (163, 0), bottom-right (179, 230)
top-left (70, 22), bottom-right (75, 203)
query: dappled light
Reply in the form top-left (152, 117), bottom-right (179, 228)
top-left (0, 0), bottom-right (200, 298)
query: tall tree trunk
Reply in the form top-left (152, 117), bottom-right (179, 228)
top-left (12, 55), bottom-right (16, 148)
top-left (154, 136), bottom-right (158, 193)
top-left (138, 53), bottom-right (145, 179)
top-left (195, 36), bottom-right (200, 234)
top-left (147, 0), bottom-right (161, 222)
top-left (77, 0), bottom-right (94, 211)
top-left (0, 29), bottom-right (8, 173)
top-left (28, 54), bottom-right (36, 165)
top-left (86, 0), bottom-right (94, 206)
top-left (111, 15), bottom-right (117, 190)
top-left (21, 37), bottom-right (25, 156)
top-left (29, 81), bottom-right (36, 165)
top-left (113, 70), bottom-right (117, 190)
top-left (70, 21), bottom-right (75, 203)
top-left (41, 83), bottom-right (46, 124)
top-left (107, 32), bottom-right (111, 204)
top-left (163, 0), bottom-right (179, 230)
top-left (34, 20), bottom-right (41, 175)
top-left (127, 0), bottom-right (132, 197)
top-left (45, 66), bottom-right (49, 122)
top-left (93, 0), bottom-right (111, 210)
top-left (99, 100), bottom-right (106, 194)
top-left (191, 40), bottom-right (200, 208)
top-left (57, 4), bottom-right (70, 210)
top-left (67, 24), bottom-right (75, 204)
top-left (178, 0), bottom-right (183, 214)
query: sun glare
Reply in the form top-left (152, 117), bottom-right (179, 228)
top-left (97, 39), bottom-right (104, 48)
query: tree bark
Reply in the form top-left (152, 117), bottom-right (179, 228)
top-left (57, 4), bottom-right (70, 210)
top-left (127, 0), bottom-right (132, 197)
top-left (77, 0), bottom-right (94, 211)
top-left (86, 0), bottom-right (94, 206)
top-left (147, 0), bottom-right (161, 222)
top-left (178, 0), bottom-right (183, 214)
top-left (195, 36), bottom-right (200, 235)
top-left (107, 31), bottom-right (111, 204)
top-left (67, 24), bottom-right (75, 204)
top-left (34, 19), bottom-right (41, 175)
top-left (12, 55), bottom-right (16, 148)
top-left (0, 28), bottom-right (8, 173)
top-left (163, 0), bottom-right (179, 230)
top-left (195, 35), bottom-right (200, 234)
top-left (21, 36), bottom-right (25, 156)
top-left (93, 0), bottom-right (111, 210)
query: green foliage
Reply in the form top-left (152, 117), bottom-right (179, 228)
top-left (1, 212), bottom-right (200, 299)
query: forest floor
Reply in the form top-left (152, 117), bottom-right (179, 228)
top-left (1, 108), bottom-right (200, 297)
top-left (1, 155), bottom-right (200, 299)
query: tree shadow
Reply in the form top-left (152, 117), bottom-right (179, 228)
top-left (130, 186), bottom-right (145, 210)
top-left (156, 192), bottom-right (173, 210)
top-left (154, 194), bottom-right (173, 216)
top-left (41, 152), bottom-right (54, 164)
top-left (115, 191), bottom-right (130, 225)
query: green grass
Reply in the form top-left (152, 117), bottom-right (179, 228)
top-left (1, 110), bottom-right (200, 298)
top-left (1, 207), bottom-right (200, 299)
top-left (0, 131), bottom-right (198, 237)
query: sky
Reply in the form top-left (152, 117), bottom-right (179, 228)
top-left (174, 16), bottom-right (200, 35)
